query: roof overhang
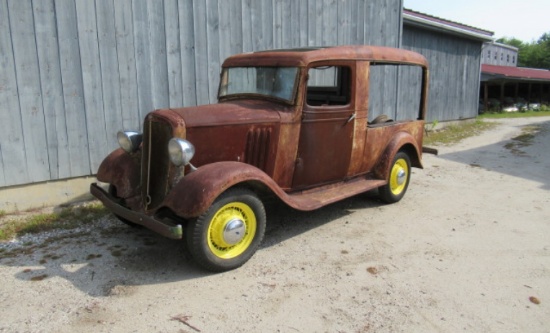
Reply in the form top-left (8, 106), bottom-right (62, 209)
top-left (481, 64), bottom-right (550, 83)
top-left (403, 12), bottom-right (494, 42)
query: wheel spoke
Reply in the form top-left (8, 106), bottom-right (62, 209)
top-left (207, 202), bottom-right (257, 259)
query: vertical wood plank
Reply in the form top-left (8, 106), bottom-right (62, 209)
top-left (113, 0), bottom-right (140, 130)
top-left (228, 0), bottom-right (243, 55)
top-left (147, 0), bottom-right (169, 109)
top-left (218, 0), bottom-right (232, 61)
top-left (308, 0), bottom-right (321, 46)
top-left (179, 0), bottom-right (197, 106)
top-left (354, 0), bottom-right (365, 44)
top-left (272, 0), bottom-right (282, 48)
top-left (249, 0), bottom-right (262, 51)
top-left (193, 0), bottom-right (209, 104)
top-left (280, 0), bottom-right (291, 48)
top-left (241, 0), bottom-right (253, 52)
top-left (75, 0), bottom-right (108, 172)
top-left (0, 0), bottom-right (27, 185)
top-left (96, 0), bottom-right (122, 150)
top-left (260, 0), bottom-right (273, 50)
top-left (8, 0), bottom-right (50, 182)
top-left (337, 0), bottom-right (352, 45)
top-left (33, 0), bottom-right (70, 179)
top-left (206, 0), bottom-right (220, 103)
top-left (55, 0), bottom-right (91, 176)
top-left (133, 0), bottom-right (153, 119)
top-left (288, 0), bottom-right (299, 48)
top-left (322, 0), bottom-right (337, 47)
top-left (164, 0), bottom-right (184, 107)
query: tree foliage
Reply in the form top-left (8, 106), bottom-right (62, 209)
top-left (497, 32), bottom-right (550, 69)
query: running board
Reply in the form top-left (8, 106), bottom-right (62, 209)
top-left (283, 177), bottom-right (386, 211)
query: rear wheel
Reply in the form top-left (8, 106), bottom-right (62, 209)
top-left (379, 152), bottom-right (411, 203)
top-left (186, 187), bottom-right (266, 272)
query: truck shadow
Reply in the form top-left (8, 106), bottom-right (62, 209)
top-left (435, 119), bottom-right (550, 191)
top-left (262, 190), bottom-right (382, 248)
top-left (2, 191), bottom-right (384, 297)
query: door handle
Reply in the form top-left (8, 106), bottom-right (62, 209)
top-left (346, 112), bottom-right (356, 123)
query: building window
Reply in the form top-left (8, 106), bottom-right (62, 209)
top-left (507, 54), bottom-right (510, 63)
top-left (513, 56), bottom-right (516, 64)
top-left (494, 52), bottom-right (497, 60)
top-left (501, 53), bottom-right (503, 61)
top-left (488, 50), bottom-right (491, 59)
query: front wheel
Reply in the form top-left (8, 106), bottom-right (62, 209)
top-left (379, 152), bottom-right (411, 204)
top-left (186, 187), bottom-right (266, 272)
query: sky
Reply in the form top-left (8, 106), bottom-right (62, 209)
top-left (403, 0), bottom-right (550, 42)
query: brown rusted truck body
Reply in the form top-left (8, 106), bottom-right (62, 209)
top-left (91, 45), bottom-right (429, 271)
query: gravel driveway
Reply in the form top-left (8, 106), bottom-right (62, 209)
top-left (1, 117), bottom-right (549, 333)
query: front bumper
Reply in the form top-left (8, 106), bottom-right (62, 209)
top-left (90, 183), bottom-right (183, 239)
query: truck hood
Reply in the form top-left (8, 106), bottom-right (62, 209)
top-left (166, 100), bottom-right (288, 128)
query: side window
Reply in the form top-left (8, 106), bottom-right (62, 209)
top-left (369, 63), bottom-right (423, 123)
top-left (306, 66), bottom-right (351, 106)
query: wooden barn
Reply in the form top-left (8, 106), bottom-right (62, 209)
top-left (0, 0), bottom-right (494, 210)
top-left (402, 9), bottom-right (493, 122)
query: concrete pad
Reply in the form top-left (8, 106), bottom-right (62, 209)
top-left (0, 177), bottom-right (95, 213)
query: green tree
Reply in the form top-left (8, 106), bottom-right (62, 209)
top-left (498, 33), bottom-right (550, 69)
top-left (496, 37), bottom-right (524, 49)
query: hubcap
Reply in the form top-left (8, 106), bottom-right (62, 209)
top-left (390, 158), bottom-right (409, 195)
top-left (396, 169), bottom-right (406, 185)
top-left (223, 218), bottom-right (246, 245)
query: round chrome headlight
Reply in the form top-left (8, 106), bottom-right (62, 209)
top-left (117, 131), bottom-right (142, 153)
top-left (168, 138), bottom-right (195, 166)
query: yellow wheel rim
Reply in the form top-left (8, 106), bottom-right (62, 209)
top-left (207, 202), bottom-right (257, 259)
top-left (389, 158), bottom-right (409, 196)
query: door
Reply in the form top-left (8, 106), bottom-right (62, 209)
top-left (292, 63), bottom-right (356, 188)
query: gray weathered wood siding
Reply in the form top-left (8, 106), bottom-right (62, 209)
top-left (402, 25), bottom-right (483, 122)
top-left (1, 0), bottom-right (403, 187)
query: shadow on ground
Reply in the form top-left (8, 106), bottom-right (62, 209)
top-left (437, 120), bottom-right (550, 190)
top-left (1, 190), bottom-right (384, 297)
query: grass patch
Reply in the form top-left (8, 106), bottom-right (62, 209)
top-left (0, 203), bottom-right (108, 242)
top-left (424, 119), bottom-right (498, 146)
top-left (479, 110), bottom-right (550, 119)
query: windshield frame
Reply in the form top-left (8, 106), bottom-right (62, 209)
top-left (218, 66), bottom-right (301, 105)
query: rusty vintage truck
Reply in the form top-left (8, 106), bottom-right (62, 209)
top-left (91, 45), bottom-right (429, 271)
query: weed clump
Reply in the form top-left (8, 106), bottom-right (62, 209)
top-left (0, 203), bottom-right (108, 242)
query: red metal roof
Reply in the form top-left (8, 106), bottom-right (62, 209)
top-left (482, 64), bottom-right (550, 81)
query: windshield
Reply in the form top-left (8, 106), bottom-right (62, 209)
top-left (219, 67), bottom-right (299, 103)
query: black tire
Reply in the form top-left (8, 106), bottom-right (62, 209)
top-left (379, 152), bottom-right (411, 204)
top-left (186, 187), bottom-right (266, 272)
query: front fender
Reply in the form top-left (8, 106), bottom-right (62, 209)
top-left (96, 148), bottom-right (141, 198)
top-left (163, 161), bottom-right (284, 219)
top-left (373, 131), bottom-right (422, 180)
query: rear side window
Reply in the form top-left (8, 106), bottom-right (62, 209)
top-left (369, 63), bottom-right (423, 122)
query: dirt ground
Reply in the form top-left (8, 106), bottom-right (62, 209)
top-left (1, 117), bottom-right (549, 333)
